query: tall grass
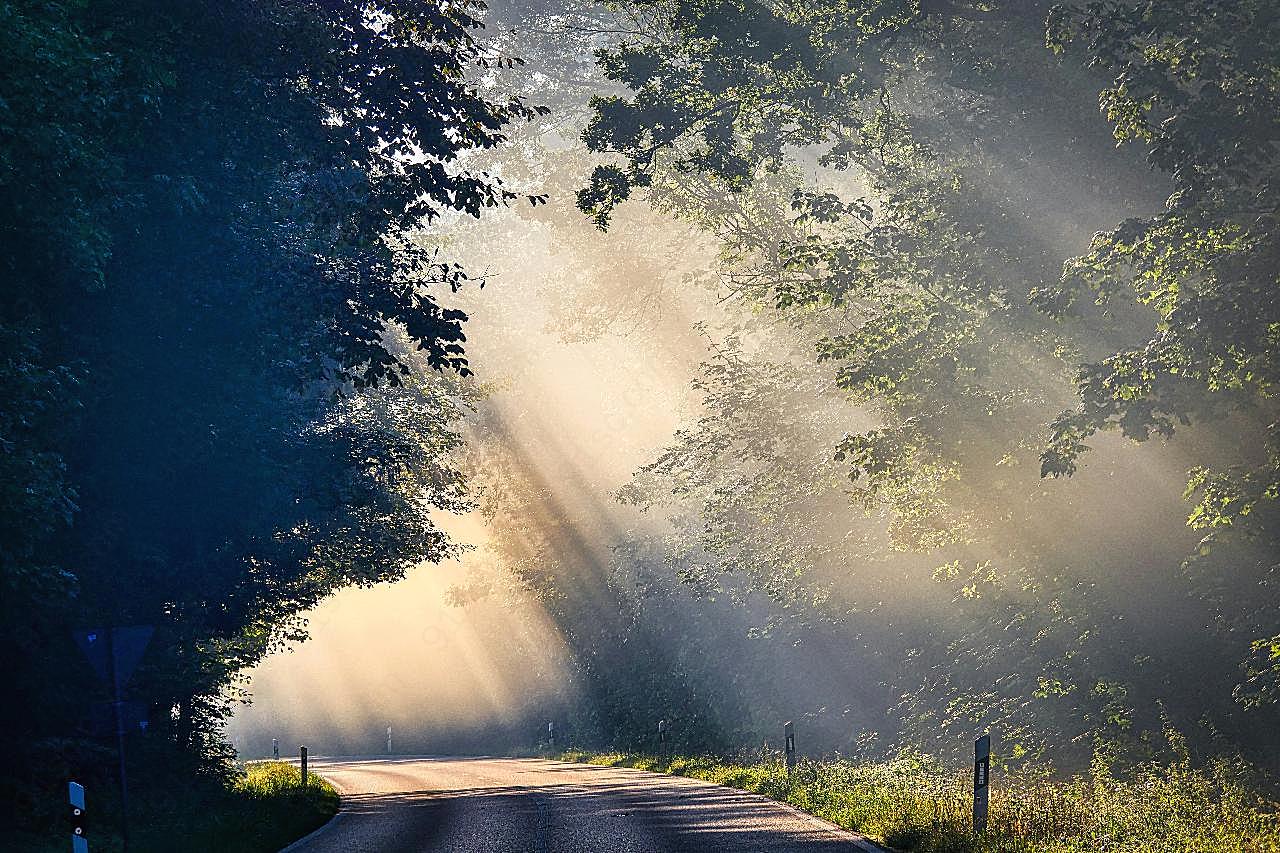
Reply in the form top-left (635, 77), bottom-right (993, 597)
top-left (132, 760), bottom-right (340, 852)
top-left (15, 760), bottom-right (339, 853)
top-left (559, 750), bottom-right (1280, 852)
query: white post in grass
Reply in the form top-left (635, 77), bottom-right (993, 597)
top-left (783, 721), bottom-right (796, 773)
top-left (272, 738), bottom-right (279, 760)
top-left (69, 781), bottom-right (87, 853)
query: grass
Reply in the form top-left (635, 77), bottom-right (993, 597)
top-left (556, 749), bottom-right (1280, 852)
top-left (15, 760), bottom-right (339, 853)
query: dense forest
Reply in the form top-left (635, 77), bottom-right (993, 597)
top-left (411, 0), bottom-right (1280, 772)
top-left (4, 0), bottom-right (1279, 841)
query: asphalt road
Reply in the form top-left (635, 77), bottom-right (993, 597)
top-left (282, 756), bottom-right (885, 853)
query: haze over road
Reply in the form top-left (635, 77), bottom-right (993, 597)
top-left (285, 757), bottom-right (884, 853)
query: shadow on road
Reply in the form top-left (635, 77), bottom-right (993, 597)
top-left (303, 767), bottom-right (865, 852)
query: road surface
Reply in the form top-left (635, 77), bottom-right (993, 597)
top-left (283, 756), bottom-right (885, 853)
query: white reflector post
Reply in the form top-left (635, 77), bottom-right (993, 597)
top-left (69, 780), bottom-right (87, 853)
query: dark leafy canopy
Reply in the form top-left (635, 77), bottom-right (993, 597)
top-left (1039, 1), bottom-right (1280, 706)
top-left (1039, 1), bottom-right (1280, 485)
top-left (575, 0), bottom-right (1034, 228)
top-left (1, 0), bottom-right (536, 824)
top-left (579, 0), bottom-right (1279, 511)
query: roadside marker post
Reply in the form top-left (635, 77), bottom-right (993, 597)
top-left (300, 746), bottom-right (308, 789)
top-left (386, 723), bottom-right (392, 755)
top-left (272, 738), bottom-right (279, 760)
top-left (72, 625), bottom-right (153, 853)
top-left (547, 721), bottom-right (555, 749)
top-left (658, 719), bottom-right (667, 756)
top-left (973, 734), bottom-right (991, 834)
top-left (784, 721), bottom-right (796, 773)
top-left (69, 781), bottom-right (87, 853)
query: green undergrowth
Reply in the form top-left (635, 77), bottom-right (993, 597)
top-left (14, 760), bottom-right (339, 853)
top-left (556, 749), bottom-right (1280, 852)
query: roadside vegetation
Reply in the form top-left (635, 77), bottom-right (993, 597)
top-left (558, 749), bottom-right (1280, 853)
top-left (14, 760), bottom-right (337, 853)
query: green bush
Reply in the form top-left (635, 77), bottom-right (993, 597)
top-left (559, 750), bottom-right (1280, 852)
top-left (15, 760), bottom-right (339, 853)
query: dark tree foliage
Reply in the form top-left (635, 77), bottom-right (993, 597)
top-left (1039, 0), bottom-right (1280, 708)
top-left (0, 0), bottom-right (539, 826)
top-left (1040, 0), bottom-right (1280, 481)
top-left (575, 0), bottom-right (1039, 228)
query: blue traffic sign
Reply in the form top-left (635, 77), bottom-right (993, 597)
top-left (72, 626), bottom-right (153, 688)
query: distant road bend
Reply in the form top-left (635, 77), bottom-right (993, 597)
top-left (283, 756), bottom-right (886, 853)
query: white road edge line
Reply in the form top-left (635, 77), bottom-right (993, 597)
top-left (537, 759), bottom-right (892, 853)
top-left (773, 800), bottom-right (891, 853)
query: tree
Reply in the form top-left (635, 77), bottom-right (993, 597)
top-left (570, 0), bottom-right (1280, 762)
top-left (1, 0), bottom-right (542, 823)
top-left (1040, 0), bottom-right (1280, 708)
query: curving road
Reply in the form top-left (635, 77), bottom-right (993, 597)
top-left (282, 756), bottom-right (886, 853)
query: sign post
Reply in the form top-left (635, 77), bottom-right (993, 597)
top-left (386, 723), bottom-right (392, 755)
top-left (73, 625), bottom-right (152, 853)
top-left (69, 781), bottom-right (87, 853)
top-left (973, 734), bottom-right (991, 834)
top-left (547, 721), bottom-right (555, 749)
top-left (272, 738), bottom-right (279, 760)
top-left (784, 721), bottom-right (796, 773)
top-left (658, 719), bottom-right (667, 756)
top-left (300, 746), bottom-right (309, 789)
